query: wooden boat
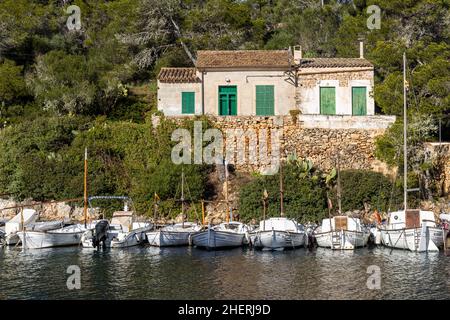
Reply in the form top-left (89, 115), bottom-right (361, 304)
top-left (380, 210), bottom-right (443, 251)
top-left (17, 223), bottom-right (92, 249)
top-left (250, 217), bottom-right (306, 250)
top-left (147, 222), bottom-right (201, 247)
top-left (4, 209), bottom-right (38, 245)
top-left (378, 54), bottom-right (444, 252)
top-left (146, 169), bottom-right (201, 247)
top-left (191, 221), bottom-right (250, 249)
top-left (314, 216), bottom-right (369, 249)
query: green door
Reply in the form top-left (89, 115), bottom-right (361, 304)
top-left (256, 85), bottom-right (274, 116)
top-left (352, 87), bottom-right (367, 116)
top-left (219, 86), bottom-right (237, 116)
top-left (182, 92), bottom-right (195, 114)
top-left (320, 87), bottom-right (336, 115)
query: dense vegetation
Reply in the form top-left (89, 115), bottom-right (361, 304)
top-left (0, 0), bottom-right (448, 217)
top-left (238, 158), bottom-right (403, 223)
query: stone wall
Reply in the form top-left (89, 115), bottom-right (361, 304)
top-left (159, 114), bottom-right (396, 175)
top-left (0, 199), bottom-right (100, 221)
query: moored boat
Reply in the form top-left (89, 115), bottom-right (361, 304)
top-left (250, 217), bottom-right (307, 250)
top-left (379, 210), bottom-right (443, 252)
top-left (81, 206), bottom-right (152, 249)
top-left (314, 216), bottom-right (369, 250)
top-left (191, 221), bottom-right (250, 249)
top-left (17, 223), bottom-right (91, 249)
top-left (4, 209), bottom-right (38, 245)
top-left (147, 222), bottom-right (201, 247)
top-left (377, 54), bottom-right (444, 253)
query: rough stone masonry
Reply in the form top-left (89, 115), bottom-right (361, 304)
top-left (158, 114), bottom-right (397, 176)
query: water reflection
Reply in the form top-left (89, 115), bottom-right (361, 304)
top-left (0, 245), bottom-right (449, 299)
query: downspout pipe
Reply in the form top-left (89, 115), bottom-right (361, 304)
top-left (201, 71), bottom-right (205, 115)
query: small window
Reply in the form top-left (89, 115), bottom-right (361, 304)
top-left (182, 92), bottom-right (195, 114)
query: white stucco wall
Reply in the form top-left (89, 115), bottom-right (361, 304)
top-left (157, 67), bottom-right (375, 117)
top-left (297, 68), bottom-right (375, 116)
top-left (157, 80), bottom-right (202, 116)
top-left (201, 69), bottom-right (295, 116)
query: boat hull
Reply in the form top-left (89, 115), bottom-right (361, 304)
top-left (251, 230), bottom-right (306, 250)
top-left (17, 230), bottom-right (84, 249)
top-left (314, 230), bottom-right (369, 250)
top-left (380, 226), bottom-right (443, 252)
top-left (82, 226), bottom-right (151, 249)
top-left (146, 230), bottom-right (195, 247)
top-left (191, 229), bottom-right (245, 249)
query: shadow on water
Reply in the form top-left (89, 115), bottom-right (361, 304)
top-left (0, 245), bottom-right (449, 299)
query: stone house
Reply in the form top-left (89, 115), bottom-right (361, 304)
top-left (157, 44), bottom-right (375, 117)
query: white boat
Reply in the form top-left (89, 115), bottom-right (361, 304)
top-left (191, 222), bottom-right (250, 249)
top-left (146, 222), bottom-right (201, 247)
top-left (82, 211), bottom-right (152, 249)
top-left (379, 210), bottom-right (443, 252)
top-left (314, 216), bottom-right (369, 250)
top-left (17, 224), bottom-right (91, 249)
top-left (250, 217), bottom-right (307, 250)
top-left (377, 54), bottom-right (444, 253)
top-left (4, 209), bottom-right (38, 245)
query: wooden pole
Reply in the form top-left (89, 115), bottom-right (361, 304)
top-left (403, 52), bottom-right (408, 211)
top-left (224, 160), bottom-right (231, 222)
top-left (279, 161), bottom-right (285, 217)
top-left (83, 148), bottom-right (88, 228)
top-left (336, 152), bottom-right (342, 215)
top-left (201, 200), bottom-right (205, 226)
top-left (181, 168), bottom-right (185, 228)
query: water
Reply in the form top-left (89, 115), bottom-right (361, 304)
top-left (1, 245), bottom-right (449, 300)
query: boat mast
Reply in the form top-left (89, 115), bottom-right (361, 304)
top-left (403, 52), bottom-right (408, 211)
top-left (181, 167), bottom-right (185, 228)
top-left (279, 160), bottom-right (285, 217)
top-left (263, 189), bottom-right (268, 231)
top-left (336, 152), bottom-right (342, 215)
top-left (83, 147), bottom-right (88, 228)
top-left (224, 160), bottom-right (231, 222)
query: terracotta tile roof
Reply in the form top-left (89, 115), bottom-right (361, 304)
top-left (158, 68), bottom-right (200, 83)
top-left (196, 50), bottom-right (291, 69)
top-left (299, 58), bottom-right (373, 68)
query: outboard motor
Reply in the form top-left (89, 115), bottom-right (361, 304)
top-left (92, 220), bottom-right (109, 249)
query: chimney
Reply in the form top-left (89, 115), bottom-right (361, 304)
top-left (359, 41), bottom-right (364, 59)
top-left (294, 45), bottom-right (302, 64)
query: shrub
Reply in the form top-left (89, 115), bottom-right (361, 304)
top-left (239, 163), bottom-right (328, 223)
top-left (332, 170), bottom-right (403, 213)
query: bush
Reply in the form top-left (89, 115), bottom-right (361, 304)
top-left (0, 115), bottom-right (211, 216)
top-left (239, 163), bottom-right (328, 223)
top-left (332, 170), bottom-right (403, 213)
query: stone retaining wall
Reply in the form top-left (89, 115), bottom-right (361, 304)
top-left (157, 114), bottom-right (396, 175)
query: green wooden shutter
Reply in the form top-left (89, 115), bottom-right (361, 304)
top-left (352, 87), bottom-right (367, 116)
top-left (218, 86), bottom-right (237, 115)
top-left (182, 92), bottom-right (195, 114)
top-left (256, 85), bottom-right (274, 116)
top-left (320, 87), bottom-right (336, 115)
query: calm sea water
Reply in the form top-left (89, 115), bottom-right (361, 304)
top-left (1, 245), bottom-right (449, 300)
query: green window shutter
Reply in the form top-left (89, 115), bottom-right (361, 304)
top-left (182, 92), bottom-right (195, 114)
top-left (256, 85), bottom-right (274, 116)
top-left (320, 87), bottom-right (336, 115)
top-left (218, 86), bottom-right (237, 115)
top-left (352, 87), bottom-right (367, 116)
